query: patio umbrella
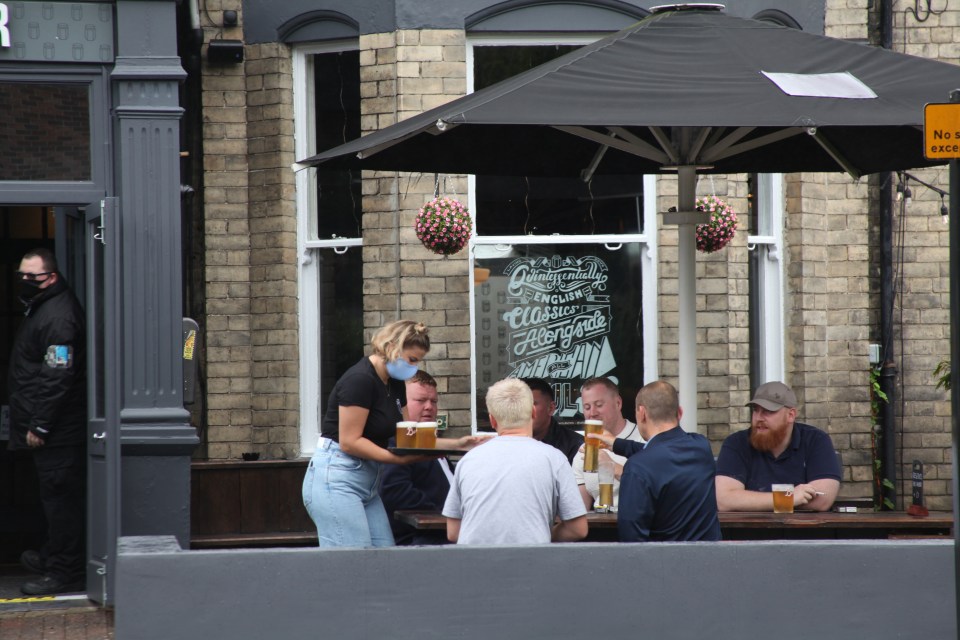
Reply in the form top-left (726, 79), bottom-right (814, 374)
top-left (298, 3), bottom-right (960, 433)
top-left (300, 5), bottom-right (960, 179)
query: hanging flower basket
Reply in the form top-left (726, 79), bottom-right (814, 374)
top-left (415, 197), bottom-right (473, 255)
top-left (695, 195), bottom-right (738, 254)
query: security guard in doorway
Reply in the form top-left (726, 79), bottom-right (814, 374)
top-left (7, 248), bottom-right (87, 596)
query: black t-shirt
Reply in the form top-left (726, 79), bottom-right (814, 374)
top-left (541, 418), bottom-right (585, 464)
top-left (320, 357), bottom-right (407, 449)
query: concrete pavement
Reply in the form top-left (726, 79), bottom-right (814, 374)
top-left (0, 608), bottom-right (113, 639)
top-left (0, 565), bottom-right (113, 639)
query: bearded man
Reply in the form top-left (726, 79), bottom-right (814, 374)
top-left (715, 382), bottom-right (840, 512)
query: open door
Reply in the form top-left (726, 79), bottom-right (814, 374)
top-left (78, 199), bottom-right (120, 605)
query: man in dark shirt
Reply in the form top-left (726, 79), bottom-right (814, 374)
top-left (381, 371), bottom-right (452, 544)
top-left (610, 381), bottom-right (720, 542)
top-left (715, 381), bottom-right (841, 512)
top-left (522, 378), bottom-right (583, 464)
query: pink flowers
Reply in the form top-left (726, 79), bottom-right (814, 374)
top-left (695, 195), bottom-right (737, 253)
top-left (415, 197), bottom-right (473, 255)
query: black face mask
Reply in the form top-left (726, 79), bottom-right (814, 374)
top-left (18, 279), bottom-right (44, 302)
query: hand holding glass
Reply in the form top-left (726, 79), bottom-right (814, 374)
top-left (583, 419), bottom-right (603, 472)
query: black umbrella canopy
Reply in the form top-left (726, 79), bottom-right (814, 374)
top-left (299, 4), bottom-right (960, 178)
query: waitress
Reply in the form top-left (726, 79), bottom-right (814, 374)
top-left (303, 319), bottom-right (470, 547)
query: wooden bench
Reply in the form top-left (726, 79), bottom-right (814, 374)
top-left (190, 459), bottom-right (316, 549)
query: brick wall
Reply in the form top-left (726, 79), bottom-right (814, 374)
top-left (359, 30), bottom-right (473, 434)
top-left (246, 43), bottom-right (300, 459)
top-left (787, 0), bottom-right (956, 508)
top-left (886, 5), bottom-right (955, 511)
top-left (201, 2), bottom-right (300, 460)
top-left (201, 1), bottom-right (252, 460)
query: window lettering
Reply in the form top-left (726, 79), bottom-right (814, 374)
top-left (0, 3), bottom-right (10, 48)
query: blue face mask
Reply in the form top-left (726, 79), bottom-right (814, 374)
top-left (385, 357), bottom-right (418, 381)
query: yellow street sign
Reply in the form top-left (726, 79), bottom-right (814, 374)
top-left (924, 103), bottom-right (960, 159)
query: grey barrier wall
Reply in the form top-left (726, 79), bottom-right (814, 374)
top-left (116, 536), bottom-right (955, 640)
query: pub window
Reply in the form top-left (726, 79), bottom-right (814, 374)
top-left (474, 241), bottom-right (647, 425)
top-left (471, 43), bottom-right (642, 237)
top-left (0, 82), bottom-right (91, 182)
top-left (467, 37), bottom-right (657, 429)
top-left (293, 43), bottom-right (364, 453)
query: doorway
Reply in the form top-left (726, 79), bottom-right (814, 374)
top-left (0, 203), bottom-right (108, 604)
top-left (0, 206), bottom-right (58, 598)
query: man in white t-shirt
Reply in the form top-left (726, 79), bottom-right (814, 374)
top-left (573, 377), bottom-right (646, 510)
top-left (443, 378), bottom-right (587, 545)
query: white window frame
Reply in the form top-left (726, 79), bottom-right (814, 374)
top-left (747, 173), bottom-right (786, 383)
top-left (466, 35), bottom-right (658, 431)
top-left (293, 40), bottom-right (361, 456)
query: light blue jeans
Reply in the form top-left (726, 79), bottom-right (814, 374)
top-left (302, 438), bottom-right (395, 548)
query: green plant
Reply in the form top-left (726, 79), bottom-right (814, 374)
top-left (869, 367), bottom-right (895, 511)
top-left (933, 358), bottom-right (951, 391)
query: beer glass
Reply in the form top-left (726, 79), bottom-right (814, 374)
top-left (772, 484), bottom-right (795, 513)
top-left (395, 421), bottom-right (417, 448)
top-left (415, 421), bottom-right (438, 449)
top-left (583, 419), bottom-right (603, 472)
top-left (596, 456), bottom-right (615, 513)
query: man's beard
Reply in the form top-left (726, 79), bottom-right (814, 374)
top-left (750, 425), bottom-right (784, 452)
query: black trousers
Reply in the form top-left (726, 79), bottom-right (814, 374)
top-left (33, 445), bottom-right (86, 582)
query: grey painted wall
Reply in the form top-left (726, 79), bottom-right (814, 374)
top-left (117, 536), bottom-right (955, 640)
top-left (242, 1), bottom-right (824, 45)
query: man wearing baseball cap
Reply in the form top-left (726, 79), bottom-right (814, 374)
top-left (715, 381), bottom-right (841, 512)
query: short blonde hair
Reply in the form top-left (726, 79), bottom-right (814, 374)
top-left (485, 378), bottom-right (533, 429)
top-left (370, 320), bottom-right (430, 361)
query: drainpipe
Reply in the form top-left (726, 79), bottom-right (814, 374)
top-left (877, 0), bottom-right (898, 510)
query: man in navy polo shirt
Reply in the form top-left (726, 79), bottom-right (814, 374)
top-left (715, 381), bottom-right (840, 512)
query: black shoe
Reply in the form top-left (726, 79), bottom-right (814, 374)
top-left (20, 575), bottom-right (85, 596)
top-left (19, 550), bottom-right (45, 575)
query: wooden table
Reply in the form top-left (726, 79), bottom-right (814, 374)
top-left (394, 510), bottom-right (954, 541)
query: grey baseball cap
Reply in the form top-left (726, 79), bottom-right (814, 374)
top-left (746, 381), bottom-right (797, 411)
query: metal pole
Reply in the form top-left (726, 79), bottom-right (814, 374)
top-left (879, 172), bottom-right (898, 510)
top-left (949, 88), bottom-right (960, 640)
top-left (677, 165), bottom-right (698, 432)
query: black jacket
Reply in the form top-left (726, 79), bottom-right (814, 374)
top-left (7, 277), bottom-right (87, 449)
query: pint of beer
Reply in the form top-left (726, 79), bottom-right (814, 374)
top-left (415, 421), bottom-right (438, 449)
top-left (772, 484), bottom-right (795, 513)
top-left (583, 419), bottom-right (603, 472)
top-left (597, 483), bottom-right (614, 512)
top-left (395, 421), bottom-right (417, 448)
top-left (596, 456), bottom-right (615, 512)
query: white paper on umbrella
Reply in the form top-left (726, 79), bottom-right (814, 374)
top-left (761, 71), bottom-right (877, 99)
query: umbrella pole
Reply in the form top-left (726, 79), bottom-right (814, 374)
top-left (677, 165), bottom-right (698, 432)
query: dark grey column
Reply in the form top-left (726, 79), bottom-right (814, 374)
top-left (111, 0), bottom-right (197, 547)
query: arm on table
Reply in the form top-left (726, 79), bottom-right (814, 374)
top-left (715, 475), bottom-right (777, 512)
top-left (552, 515), bottom-right (588, 542)
top-left (715, 475), bottom-right (839, 511)
top-left (804, 478), bottom-right (840, 511)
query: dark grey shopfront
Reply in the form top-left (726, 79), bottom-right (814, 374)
top-left (0, 0), bottom-right (195, 605)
